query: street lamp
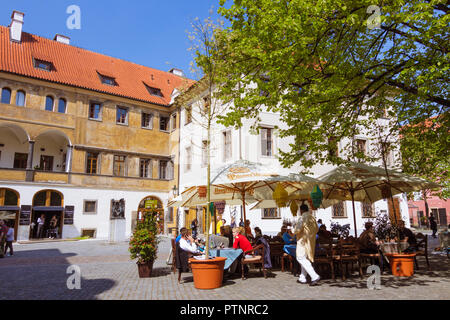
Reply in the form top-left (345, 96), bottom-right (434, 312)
top-left (172, 185), bottom-right (178, 197)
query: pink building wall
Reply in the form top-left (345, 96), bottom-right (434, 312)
top-left (408, 195), bottom-right (450, 228)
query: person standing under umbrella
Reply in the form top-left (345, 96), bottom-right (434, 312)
top-left (294, 204), bottom-right (320, 286)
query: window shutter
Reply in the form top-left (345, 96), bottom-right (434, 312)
top-left (261, 129), bottom-right (267, 156)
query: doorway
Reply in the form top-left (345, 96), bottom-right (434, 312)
top-left (30, 210), bottom-right (63, 239)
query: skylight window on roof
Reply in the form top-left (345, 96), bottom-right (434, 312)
top-left (98, 73), bottom-right (117, 86)
top-left (145, 84), bottom-right (163, 97)
top-left (33, 59), bottom-right (53, 72)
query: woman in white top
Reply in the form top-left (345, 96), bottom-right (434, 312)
top-left (179, 229), bottom-right (199, 254)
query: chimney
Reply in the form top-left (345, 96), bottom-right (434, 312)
top-left (54, 34), bottom-right (70, 45)
top-left (9, 10), bottom-right (24, 43)
top-left (169, 68), bottom-right (184, 77)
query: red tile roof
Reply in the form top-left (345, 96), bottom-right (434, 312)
top-left (0, 25), bottom-right (195, 106)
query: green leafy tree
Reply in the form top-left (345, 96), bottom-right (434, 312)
top-left (211, 0), bottom-right (449, 172)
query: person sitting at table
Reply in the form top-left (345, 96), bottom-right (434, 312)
top-left (358, 222), bottom-right (380, 254)
top-left (176, 228), bottom-right (201, 283)
top-left (398, 220), bottom-right (417, 252)
top-left (317, 224), bottom-right (332, 241)
top-left (282, 226), bottom-right (297, 245)
top-left (233, 227), bottom-right (253, 253)
top-left (220, 225), bottom-right (233, 248)
top-left (253, 226), bottom-right (272, 270)
top-left (244, 220), bottom-right (254, 239)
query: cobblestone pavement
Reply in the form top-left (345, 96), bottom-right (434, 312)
top-left (0, 235), bottom-right (449, 300)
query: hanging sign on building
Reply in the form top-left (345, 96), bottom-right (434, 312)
top-left (19, 205), bottom-right (32, 225)
top-left (64, 206), bottom-right (75, 225)
top-left (145, 199), bottom-right (157, 209)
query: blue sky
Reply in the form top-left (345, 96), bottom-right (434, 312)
top-left (1, 0), bottom-right (225, 80)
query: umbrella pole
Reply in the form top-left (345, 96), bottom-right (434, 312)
top-left (242, 191), bottom-right (247, 237)
top-left (351, 191), bottom-right (358, 238)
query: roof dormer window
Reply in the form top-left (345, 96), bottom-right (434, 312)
top-left (33, 59), bottom-right (53, 72)
top-left (99, 74), bottom-right (116, 86)
top-left (144, 83), bottom-right (163, 97)
top-left (96, 71), bottom-right (117, 86)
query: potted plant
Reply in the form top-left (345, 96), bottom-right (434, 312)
top-left (129, 213), bottom-right (160, 278)
top-left (373, 211), bottom-right (415, 276)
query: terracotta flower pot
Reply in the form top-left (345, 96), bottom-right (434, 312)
top-left (137, 260), bottom-right (154, 278)
top-left (189, 256), bottom-right (227, 289)
top-left (385, 253), bottom-right (416, 277)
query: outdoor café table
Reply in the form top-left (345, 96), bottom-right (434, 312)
top-left (209, 248), bottom-right (243, 270)
top-left (380, 242), bottom-right (409, 254)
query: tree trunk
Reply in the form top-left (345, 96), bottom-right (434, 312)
top-left (423, 190), bottom-right (430, 228)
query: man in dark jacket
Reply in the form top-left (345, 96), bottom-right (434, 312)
top-left (429, 215), bottom-right (438, 238)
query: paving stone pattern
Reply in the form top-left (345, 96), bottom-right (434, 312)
top-left (0, 235), bottom-right (449, 300)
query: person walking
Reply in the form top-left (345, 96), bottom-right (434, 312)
top-left (4, 221), bottom-right (14, 256)
top-left (294, 204), bottom-right (321, 286)
top-left (36, 214), bottom-right (45, 239)
top-left (0, 220), bottom-right (8, 258)
top-left (429, 215), bottom-right (438, 238)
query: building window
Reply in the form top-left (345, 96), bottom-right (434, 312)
top-left (261, 127), bottom-right (273, 156)
top-left (185, 147), bottom-right (192, 172)
top-left (116, 106), bottom-right (128, 125)
top-left (171, 113), bottom-right (177, 131)
top-left (1, 88), bottom-right (11, 104)
top-left (332, 202), bottom-right (346, 218)
top-left (33, 59), bottom-right (52, 71)
top-left (83, 200), bottom-right (97, 215)
top-left (89, 102), bottom-right (102, 120)
top-left (356, 139), bottom-right (367, 156)
top-left (45, 96), bottom-right (54, 111)
top-left (262, 208), bottom-right (280, 219)
top-left (113, 155), bottom-right (126, 176)
top-left (57, 98), bottom-right (66, 113)
top-left (185, 106), bottom-right (192, 125)
top-left (13, 153), bottom-right (27, 169)
top-left (223, 130), bottom-right (232, 161)
top-left (15, 90), bottom-right (26, 107)
top-left (141, 112), bottom-right (153, 129)
top-left (159, 160), bottom-right (174, 180)
top-left (145, 85), bottom-right (163, 97)
top-left (160, 115), bottom-right (169, 131)
top-left (202, 140), bottom-right (208, 167)
top-left (86, 152), bottom-right (98, 174)
top-left (159, 160), bottom-right (168, 179)
top-left (98, 73), bottom-right (116, 86)
top-left (362, 202), bottom-right (375, 218)
top-left (140, 158), bottom-right (151, 178)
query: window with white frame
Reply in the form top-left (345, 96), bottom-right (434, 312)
top-left (332, 201), bottom-right (346, 218)
top-left (261, 127), bottom-right (273, 156)
top-left (83, 200), bottom-right (97, 215)
top-left (185, 147), bottom-right (192, 172)
top-left (141, 112), bottom-right (153, 129)
top-left (223, 130), bottom-right (232, 161)
top-left (139, 158), bottom-right (152, 178)
top-left (362, 202), bottom-right (375, 218)
top-left (262, 208), bottom-right (280, 219)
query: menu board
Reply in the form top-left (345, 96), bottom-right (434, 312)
top-left (19, 205), bottom-right (32, 225)
top-left (64, 206), bottom-right (74, 225)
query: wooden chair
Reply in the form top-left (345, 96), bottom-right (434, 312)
top-left (269, 242), bottom-right (284, 269)
top-left (336, 238), bottom-right (363, 280)
top-left (241, 244), bottom-right (267, 280)
top-left (360, 251), bottom-right (385, 274)
top-left (314, 238), bottom-right (335, 280)
top-left (414, 233), bottom-right (430, 270)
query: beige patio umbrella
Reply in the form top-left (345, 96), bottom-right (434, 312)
top-left (318, 161), bottom-right (441, 237)
top-left (169, 160), bottom-right (320, 236)
top-left (0, 211), bottom-right (16, 220)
